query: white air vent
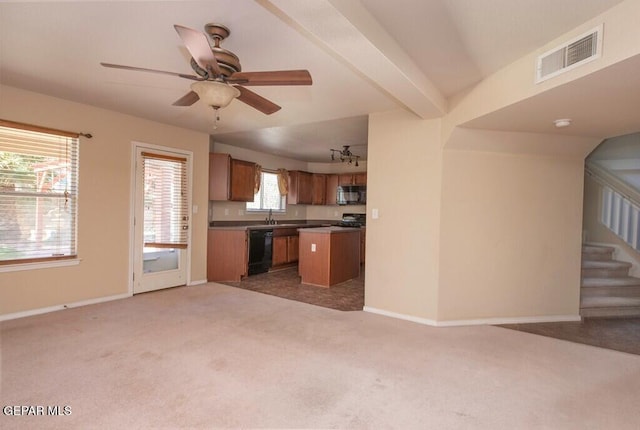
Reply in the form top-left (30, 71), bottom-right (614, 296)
top-left (535, 25), bottom-right (603, 83)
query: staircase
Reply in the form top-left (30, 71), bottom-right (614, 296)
top-left (580, 244), bottom-right (640, 318)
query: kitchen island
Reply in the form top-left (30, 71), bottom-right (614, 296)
top-left (298, 227), bottom-right (361, 287)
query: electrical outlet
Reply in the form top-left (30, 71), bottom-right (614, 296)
top-left (224, 208), bottom-right (229, 216)
top-left (238, 209), bottom-right (244, 216)
top-left (311, 244), bottom-right (316, 252)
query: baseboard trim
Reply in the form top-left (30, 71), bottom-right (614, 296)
top-left (434, 314), bottom-right (582, 326)
top-left (363, 306), bottom-right (581, 327)
top-left (0, 292), bottom-right (131, 322)
top-left (363, 307), bottom-right (439, 326)
top-left (188, 279), bottom-right (208, 286)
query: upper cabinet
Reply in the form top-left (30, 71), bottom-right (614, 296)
top-left (312, 173), bottom-right (326, 205)
top-left (287, 170), bottom-right (313, 205)
top-left (211, 152), bottom-right (367, 206)
top-left (339, 172), bottom-right (367, 186)
top-left (290, 171), bottom-right (367, 205)
top-left (209, 153), bottom-right (256, 202)
top-left (230, 159), bottom-right (256, 202)
top-left (325, 174), bottom-right (339, 205)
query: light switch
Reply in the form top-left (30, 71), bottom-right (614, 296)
top-left (192, 204), bottom-right (198, 214)
top-left (372, 208), bottom-right (379, 219)
top-left (311, 243), bottom-right (316, 252)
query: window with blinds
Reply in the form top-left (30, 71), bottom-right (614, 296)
top-left (0, 121), bottom-right (79, 264)
top-left (141, 152), bottom-right (189, 249)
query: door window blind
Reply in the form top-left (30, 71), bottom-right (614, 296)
top-left (141, 152), bottom-right (189, 249)
top-left (0, 123), bottom-right (79, 264)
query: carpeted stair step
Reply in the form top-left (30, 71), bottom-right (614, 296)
top-left (581, 276), bottom-right (640, 298)
top-left (582, 244), bottom-right (615, 261)
top-left (581, 260), bottom-right (632, 278)
top-left (580, 296), bottom-right (640, 318)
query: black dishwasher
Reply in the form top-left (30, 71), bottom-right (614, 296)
top-left (248, 229), bottom-right (273, 275)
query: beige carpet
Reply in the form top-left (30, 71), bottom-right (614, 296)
top-left (1, 283), bottom-right (640, 429)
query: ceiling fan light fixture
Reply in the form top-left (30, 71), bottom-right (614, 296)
top-left (190, 80), bottom-right (240, 109)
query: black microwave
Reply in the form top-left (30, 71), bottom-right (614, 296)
top-left (337, 185), bottom-right (366, 205)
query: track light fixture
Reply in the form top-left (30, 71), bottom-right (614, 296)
top-left (330, 145), bottom-right (360, 167)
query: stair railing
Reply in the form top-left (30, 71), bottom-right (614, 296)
top-left (586, 163), bottom-right (640, 253)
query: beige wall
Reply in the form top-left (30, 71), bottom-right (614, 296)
top-left (365, 110), bottom-right (442, 320)
top-left (365, 111), bottom-right (601, 322)
top-left (437, 141), bottom-right (586, 320)
top-left (0, 85), bottom-right (210, 316)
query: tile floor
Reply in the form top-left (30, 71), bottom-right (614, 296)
top-left (219, 266), bottom-right (364, 311)
top-left (220, 268), bottom-right (639, 356)
top-left (499, 317), bottom-right (640, 356)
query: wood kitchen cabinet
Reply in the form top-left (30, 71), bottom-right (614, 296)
top-left (207, 228), bottom-right (248, 281)
top-left (209, 153), bottom-right (256, 202)
top-left (287, 170), bottom-right (313, 204)
top-left (325, 174), bottom-right (339, 205)
top-left (338, 172), bottom-right (367, 186)
top-left (298, 227), bottom-right (360, 287)
top-left (287, 235), bottom-right (299, 262)
top-left (272, 228), bottom-right (299, 267)
top-left (360, 227), bottom-right (366, 264)
top-left (311, 173), bottom-right (326, 205)
top-left (230, 158), bottom-right (256, 201)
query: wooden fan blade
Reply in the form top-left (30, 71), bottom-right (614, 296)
top-left (235, 86), bottom-right (281, 115)
top-left (172, 91), bottom-right (200, 106)
top-left (173, 25), bottom-right (221, 77)
top-left (229, 70), bottom-right (312, 86)
top-left (100, 62), bottom-right (201, 80)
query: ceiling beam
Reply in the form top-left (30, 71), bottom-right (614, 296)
top-left (258, 0), bottom-right (448, 119)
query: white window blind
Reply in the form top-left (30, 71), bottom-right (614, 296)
top-left (141, 152), bottom-right (189, 249)
top-left (0, 121), bottom-right (79, 264)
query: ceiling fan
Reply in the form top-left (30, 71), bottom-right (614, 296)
top-left (101, 23), bottom-right (312, 116)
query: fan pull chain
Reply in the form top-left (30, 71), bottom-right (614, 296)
top-left (212, 107), bottom-right (220, 130)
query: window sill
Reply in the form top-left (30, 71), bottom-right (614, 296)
top-left (0, 258), bottom-right (80, 273)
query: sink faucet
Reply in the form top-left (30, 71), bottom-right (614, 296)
top-left (266, 209), bottom-right (275, 225)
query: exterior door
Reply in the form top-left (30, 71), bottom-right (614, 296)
top-left (133, 145), bottom-right (191, 294)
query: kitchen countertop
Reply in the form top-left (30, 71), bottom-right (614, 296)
top-left (209, 223), bottom-right (332, 231)
top-left (298, 226), bottom-right (362, 234)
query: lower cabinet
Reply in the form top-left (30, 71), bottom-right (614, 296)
top-left (287, 235), bottom-right (299, 262)
top-left (272, 228), bottom-right (299, 267)
top-left (207, 229), bottom-right (248, 282)
top-left (360, 228), bottom-right (366, 264)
